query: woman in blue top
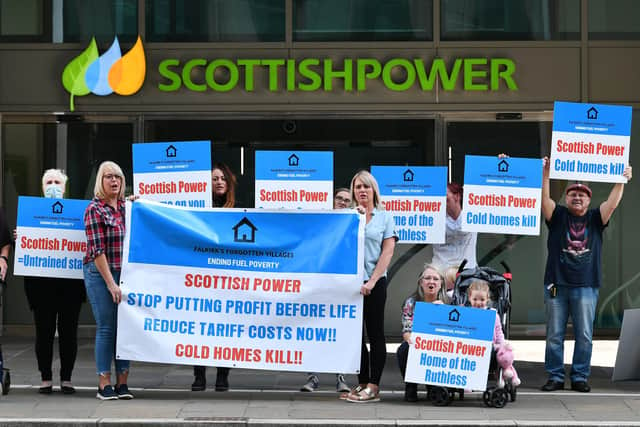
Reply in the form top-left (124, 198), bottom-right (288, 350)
top-left (344, 170), bottom-right (398, 403)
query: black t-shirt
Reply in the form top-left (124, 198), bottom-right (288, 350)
top-left (544, 205), bottom-right (606, 288)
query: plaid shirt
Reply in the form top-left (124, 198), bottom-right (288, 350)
top-left (83, 197), bottom-right (126, 270)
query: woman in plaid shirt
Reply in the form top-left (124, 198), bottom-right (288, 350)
top-left (83, 161), bottom-right (133, 401)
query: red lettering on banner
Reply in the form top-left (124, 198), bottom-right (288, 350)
top-left (178, 181), bottom-right (208, 193)
top-left (212, 346), bottom-right (262, 362)
top-left (61, 238), bottom-right (87, 252)
top-left (298, 190), bottom-right (328, 202)
top-left (175, 344), bottom-right (210, 359)
top-left (259, 189), bottom-right (298, 202)
top-left (253, 278), bottom-right (301, 293)
top-left (20, 236), bottom-right (61, 250)
top-left (138, 181), bottom-right (177, 194)
top-left (507, 195), bottom-right (537, 208)
top-left (596, 142), bottom-right (625, 156)
top-left (556, 139), bottom-right (595, 154)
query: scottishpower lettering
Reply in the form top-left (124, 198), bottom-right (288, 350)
top-left (158, 57), bottom-right (518, 93)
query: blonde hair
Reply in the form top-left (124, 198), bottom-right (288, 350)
top-left (41, 169), bottom-right (68, 194)
top-left (468, 280), bottom-right (490, 298)
top-left (349, 170), bottom-right (382, 209)
top-left (94, 161), bottom-right (126, 200)
top-left (444, 266), bottom-right (458, 289)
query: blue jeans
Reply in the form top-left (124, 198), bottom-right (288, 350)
top-left (83, 262), bottom-right (129, 376)
top-left (544, 285), bottom-right (598, 383)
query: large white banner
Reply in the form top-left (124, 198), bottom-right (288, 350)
top-left (14, 196), bottom-right (89, 279)
top-left (117, 200), bottom-right (364, 373)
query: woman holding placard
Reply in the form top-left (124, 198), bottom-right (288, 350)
top-left (192, 162), bottom-right (237, 392)
top-left (343, 170), bottom-right (398, 403)
top-left (83, 161), bottom-right (132, 400)
top-left (18, 169), bottom-right (86, 395)
top-left (396, 264), bottom-right (448, 402)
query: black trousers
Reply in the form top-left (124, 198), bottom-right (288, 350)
top-left (193, 366), bottom-right (230, 377)
top-left (25, 278), bottom-right (85, 382)
top-left (358, 276), bottom-right (388, 386)
top-left (396, 340), bottom-right (410, 377)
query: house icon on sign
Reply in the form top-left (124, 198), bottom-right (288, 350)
top-left (288, 154), bottom-right (299, 167)
top-left (448, 309), bottom-right (460, 322)
top-left (498, 159), bottom-right (509, 173)
top-left (166, 145), bottom-right (177, 157)
top-left (403, 169), bottom-right (414, 182)
top-left (52, 201), bottom-right (63, 214)
top-left (233, 217), bottom-right (258, 243)
top-left (587, 107), bottom-right (598, 120)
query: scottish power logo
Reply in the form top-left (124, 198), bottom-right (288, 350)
top-left (62, 36), bottom-right (146, 112)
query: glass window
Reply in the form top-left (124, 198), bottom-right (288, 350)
top-left (293, 0), bottom-right (433, 42)
top-left (589, 0), bottom-right (640, 40)
top-left (0, 0), bottom-right (50, 42)
top-left (441, 0), bottom-right (580, 41)
top-left (146, 0), bottom-right (285, 42)
top-left (63, 0), bottom-right (137, 43)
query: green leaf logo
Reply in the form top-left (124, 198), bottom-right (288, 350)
top-left (62, 37), bottom-right (99, 112)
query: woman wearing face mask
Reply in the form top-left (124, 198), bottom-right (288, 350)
top-left (192, 162), bottom-right (237, 392)
top-left (20, 169), bottom-right (86, 394)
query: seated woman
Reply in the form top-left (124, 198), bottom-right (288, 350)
top-left (396, 264), bottom-right (449, 402)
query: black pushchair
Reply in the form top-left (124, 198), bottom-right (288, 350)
top-left (427, 260), bottom-right (515, 408)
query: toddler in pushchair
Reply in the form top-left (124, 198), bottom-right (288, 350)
top-left (450, 262), bottom-right (520, 408)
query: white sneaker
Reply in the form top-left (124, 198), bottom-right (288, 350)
top-left (336, 374), bottom-right (350, 393)
top-left (300, 375), bottom-right (319, 392)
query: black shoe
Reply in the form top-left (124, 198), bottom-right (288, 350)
top-left (404, 383), bottom-right (418, 402)
top-left (215, 368), bottom-right (229, 391)
top-left (191, 374), bottom-right (206, 391)
top-left (38, 385), bottom-right (53, 394)
top-left (541, 379), bottom-right (564, 391)
top-left (61, 385), bottom-right (76, 395)
top-left (571, 381), bottom-right (591, 393)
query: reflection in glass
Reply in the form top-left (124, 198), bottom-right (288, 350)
top-left (63, 0), bottom-right (137, 43)
top-left (588, 0), bottom-right (640, 40)
top-left (294, 0), bottom-right (432, 41)
top-left (146, 0), bottom-right (285, 42)
top-left (441, 0), bottom-right (579, 41)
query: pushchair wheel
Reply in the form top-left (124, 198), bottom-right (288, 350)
top-left (482, 390), bottom-right (492, 406)
top-left (1, 369), bottom-right (9, 395)
top-left (458, 389), bottom-right (464, 400)
top-left (507, 383), bottom-right (517, 402)
top-left (490, 388), bottom-right (508, 408)
top-left (430, 386), bottom-right (451, 406)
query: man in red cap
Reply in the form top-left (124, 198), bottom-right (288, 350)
top-left (540, 156), bottom-right (632, 393)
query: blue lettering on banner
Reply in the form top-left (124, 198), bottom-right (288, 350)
top-left (463, 155), bottom-right (542, 188)
top-left (127, 201), bottom-right (360, 274)
top-left (255, 151), bottom-right (333, 181)
top-left (132, 141), bottom-right (212, 173)
top-left (552, 101), bottom-right (632, 136)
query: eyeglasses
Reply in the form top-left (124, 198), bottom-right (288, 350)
top-left (420, 275), bottom-right (441, 281)
top-left (335, 196), bottom-right (351, 204)
top-left (103, 174), bottom-right (122, 181)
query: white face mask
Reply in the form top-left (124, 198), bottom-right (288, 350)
top-left (44, 184), bottom-right (63, 199)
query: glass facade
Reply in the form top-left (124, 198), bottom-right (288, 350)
top-left (589, 0), bottom-right (640, 40)
top-left (0, 0), bottom-right (49, 41)
top-left (293, 0), bottom-right (433, 41)
top-left (146, 0), bottom-right (285, 42)
top-left (441, 0), bottom-right (580, 41)
top-left (63, 0), bottom-right (137, 43)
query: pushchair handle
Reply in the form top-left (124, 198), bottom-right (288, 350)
top-left (500, 261), bottom-right (511, 273)
top-left (457, 259), bottom-right (468, 274)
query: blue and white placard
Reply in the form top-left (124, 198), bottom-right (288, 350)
top-left (117, 200), bottom-right (364, 373)
top-left (462, 155), bottom-right (542, 236)
top-left (255, 151), bottom-right (333, 209)
top-left (14, 196), bottom-right (89, 279)
top-left (133, 141), bottom-right (212, 207)
top-left (372, 166), bottom-right (447, 243)
top-left (550, 101), bottom-right (632, 183)
top-left (405, 303), bottom-right (494, 391)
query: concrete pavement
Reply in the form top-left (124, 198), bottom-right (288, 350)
top-left (0, 338), bottom-right (639, 426)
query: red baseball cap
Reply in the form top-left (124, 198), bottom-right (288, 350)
top-left (566, 182), bottom-right (592, 198)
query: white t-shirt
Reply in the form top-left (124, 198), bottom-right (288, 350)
top-left (431, 214), bottom-right (477, 270)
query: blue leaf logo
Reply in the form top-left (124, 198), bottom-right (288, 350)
top-left (85, 36), bottom-right (122, 96)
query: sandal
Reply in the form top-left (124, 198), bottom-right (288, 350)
top-left (346, 386), bottom-right (380, 403)
top-left (339, 384), bottom-right (363, 400)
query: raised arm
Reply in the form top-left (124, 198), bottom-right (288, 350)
top-left (541, 157), bottom-right (556, 222)
top-left (600, 166), bottom-right (632, 225)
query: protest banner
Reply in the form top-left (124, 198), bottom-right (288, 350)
top-left (550, 101), bottom-right (632, 183)
top-left (462, 155), bottom-right (542, 235)
top-left (405, 302), bottom-right (494, 391)
top-left (14, 196), bottom-right (89, 279)
top-left (133, 140), bottom-right (212, 207)
top-left (371, 166), bottom-right (446, 243)
top-left (255, 151), bottom-right (333, 209)
top-left (117, 200), bottom-right (364, 373)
